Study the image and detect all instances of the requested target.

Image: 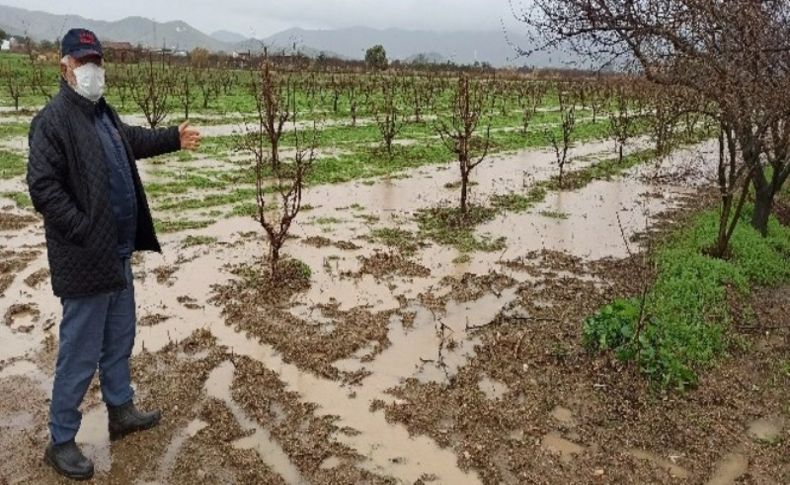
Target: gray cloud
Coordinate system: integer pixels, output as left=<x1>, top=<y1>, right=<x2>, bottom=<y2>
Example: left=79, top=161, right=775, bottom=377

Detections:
left=2, top=0, right=524, bottom=36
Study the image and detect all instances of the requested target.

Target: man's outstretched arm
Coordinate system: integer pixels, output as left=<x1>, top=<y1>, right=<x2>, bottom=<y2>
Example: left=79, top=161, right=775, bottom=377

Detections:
left=120, top=121, right=201, bottom=160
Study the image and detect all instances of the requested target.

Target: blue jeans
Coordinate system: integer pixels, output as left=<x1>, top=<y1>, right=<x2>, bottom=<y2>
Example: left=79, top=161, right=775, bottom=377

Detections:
left=49, top=258, right=136, bottom=445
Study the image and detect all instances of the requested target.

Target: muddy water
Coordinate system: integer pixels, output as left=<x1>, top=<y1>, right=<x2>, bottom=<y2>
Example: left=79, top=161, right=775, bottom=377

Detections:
left=206, top=361, right=308, bottom=485
left=0, top=135, right=718, bottom=483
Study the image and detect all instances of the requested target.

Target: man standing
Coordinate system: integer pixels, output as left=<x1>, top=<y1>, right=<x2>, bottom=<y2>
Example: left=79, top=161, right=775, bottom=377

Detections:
left=27, top=28, right=201, bottom=480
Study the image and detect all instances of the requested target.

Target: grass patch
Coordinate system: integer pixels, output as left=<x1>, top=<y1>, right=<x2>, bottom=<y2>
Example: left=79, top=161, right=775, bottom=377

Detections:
left=539, top=210, right=569, bottom=220
left=415, top=205, right=506, bottom=253
left=0, top=149, right=26, bottom=179
left=369, top=227, right=421, bottom=255
left=181, top=235, right=218, bottom=248
left=156, top=188, right=257, bottom=211
left=548, top=148, right=656, bottom=191
left=1, top=191, right=32, bottom=209
left=155, top=218, right=214, bottom=234
left=232, top=202, right=258, bottom=218
left=0, top=122, right=30, bottom=140
left=583, top=206, right=790, bottom=390
left=313, top=216, right=343, bottom=225
left=490, top=187, right=548, bottom=213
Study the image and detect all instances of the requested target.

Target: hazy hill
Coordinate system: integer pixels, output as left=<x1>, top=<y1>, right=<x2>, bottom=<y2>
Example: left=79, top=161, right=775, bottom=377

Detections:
left=210, top=30, right=247, bottom=44
left=0, top=4, right=572, bottom=67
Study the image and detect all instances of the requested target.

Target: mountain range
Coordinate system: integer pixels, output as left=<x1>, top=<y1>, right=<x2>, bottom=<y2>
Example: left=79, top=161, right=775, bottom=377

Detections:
left=0, top=3, right=568, bottom=67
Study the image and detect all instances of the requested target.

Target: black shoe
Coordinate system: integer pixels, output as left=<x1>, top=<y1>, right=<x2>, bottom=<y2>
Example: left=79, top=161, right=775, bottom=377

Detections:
left=107, top=400, right=162, bottom=441
left=44, top=440, right=94, bottom=481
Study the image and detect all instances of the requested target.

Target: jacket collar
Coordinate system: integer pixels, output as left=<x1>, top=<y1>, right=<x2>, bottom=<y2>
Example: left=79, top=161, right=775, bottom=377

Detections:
left=59, top=78, right=108, bottom=116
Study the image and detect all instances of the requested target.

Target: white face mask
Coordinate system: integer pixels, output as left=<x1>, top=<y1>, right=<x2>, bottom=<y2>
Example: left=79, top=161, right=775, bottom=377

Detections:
left=72, top=63, right=106, bottom=102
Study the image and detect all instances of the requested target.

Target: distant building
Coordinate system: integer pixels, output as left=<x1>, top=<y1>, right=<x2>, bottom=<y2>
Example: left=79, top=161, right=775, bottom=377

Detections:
left=104, top=41, right=134, bottom=62
left=0, top=40, right=10, bottom=51
left=8, top=36, right=25, bottom=52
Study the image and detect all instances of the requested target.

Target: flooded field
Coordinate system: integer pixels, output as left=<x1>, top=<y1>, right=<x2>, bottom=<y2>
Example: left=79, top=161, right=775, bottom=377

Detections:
left=0, top=104, right=787, bottom=485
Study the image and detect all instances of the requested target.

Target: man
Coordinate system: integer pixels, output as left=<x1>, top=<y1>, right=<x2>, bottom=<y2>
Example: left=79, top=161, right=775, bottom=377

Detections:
left=27, top=28, right=201, bottom=480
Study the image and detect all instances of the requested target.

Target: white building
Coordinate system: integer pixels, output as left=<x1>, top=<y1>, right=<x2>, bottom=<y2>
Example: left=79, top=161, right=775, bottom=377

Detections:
left=0, top=40, right=10, bottom=52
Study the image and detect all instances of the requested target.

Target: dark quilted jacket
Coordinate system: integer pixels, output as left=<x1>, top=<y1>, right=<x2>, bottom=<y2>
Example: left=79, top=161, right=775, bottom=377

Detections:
left=27, top=80, right=180, bottom=298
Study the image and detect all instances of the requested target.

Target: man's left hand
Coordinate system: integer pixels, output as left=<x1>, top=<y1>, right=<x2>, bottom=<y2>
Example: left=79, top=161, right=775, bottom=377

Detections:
left=179, top=121, right=201, bottom=151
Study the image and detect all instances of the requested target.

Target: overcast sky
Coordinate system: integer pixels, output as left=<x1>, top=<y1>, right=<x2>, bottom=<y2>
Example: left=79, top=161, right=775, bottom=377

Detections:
left=2, top=0, right=527, bottom=37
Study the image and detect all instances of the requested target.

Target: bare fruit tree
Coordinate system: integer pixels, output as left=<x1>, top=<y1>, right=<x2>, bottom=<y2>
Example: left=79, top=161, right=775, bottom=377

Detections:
left=256, top=128, right=316, bottom=279
left=710, top=122, right=753, bottom=258
left=195, top=68, right=216, bottom=109
left=243, top=64, right=318, bottom=280
left=608, top=82, right=636, bottom=164
left=346, top=78, right=360, bottom=127
left=0, top=63, right=25, bottom=112
left=130, top=55, right=172, bottom=129
left=372, top=76, right=403, bottom=159
left=109, top=65, right=131, bottom=110
left=176, top=67, right=198, bottom=120
left=249, top=61, right=294, bottom=171
left=544, top=87, right=576, bottom=188
left=30, top=60, right=55, bottom=102
left=516, top=80, right=543, bottom=136
left=435, top=74, right=494, bottom=215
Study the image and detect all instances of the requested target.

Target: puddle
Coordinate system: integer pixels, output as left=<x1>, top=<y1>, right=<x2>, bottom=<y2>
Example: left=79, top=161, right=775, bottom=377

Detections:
left=205, top=361, right=308, bottom=485
left=541, top=432, right=584, bottom=462
left=550, top=406, right=577, bottom=428
left=628, top=449, right=689, bottom=479
left=159, top=418, right=209, bottom=481
left=706, top=452, right=748, bottom=485
left=477, top=375, right=509, bottom=400
left=0, top=411, right=34, bottom=431
left=318, top=456, right=343, bottom=470
left=0, top=360, right=52, bottom=393
left=335, top=288, right=518, bottom=390
left=205, top=316, right=483, bottom=484
left=746, top=418, right=782, bottom=443
left=75, top=405, right=111, bottom=474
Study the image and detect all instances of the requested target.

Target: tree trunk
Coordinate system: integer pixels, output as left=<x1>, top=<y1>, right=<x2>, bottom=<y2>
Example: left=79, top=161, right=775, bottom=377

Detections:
left=751, top=188, right=774, bottom=236
left=558, top=163, right=564, bottom=189
left=712, top=199, right=733, bottom=258
left=460, top=169, right=469, bottom=214
left=271, top=138, right=280, bottom=171
left=270, top=245, right=280, bottom=279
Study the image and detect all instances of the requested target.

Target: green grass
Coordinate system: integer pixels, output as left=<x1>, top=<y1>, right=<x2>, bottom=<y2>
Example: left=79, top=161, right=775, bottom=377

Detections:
left=156, top=188, right=257, bottom=211
left=0, top=122, right=31, bottom=140
left=369, top=227, right=420, bottom=254
left=490, top=187, right=547, bottom=213
left=145, top=174, right=226, bottom=197
left=0, top=149, right=26, bottom=179
left=181, top=235, right=218, bottom=247
left=546, top=148, right=656, bottom=191
left=583, top=207, right=790, bottom=390
left=1, top=191, right=32, bottom=209
left=415, top=205, right=506, bottom=253
left=154, top=218, right=214, bottom=234
left=539, top=210, right=569, bottom=219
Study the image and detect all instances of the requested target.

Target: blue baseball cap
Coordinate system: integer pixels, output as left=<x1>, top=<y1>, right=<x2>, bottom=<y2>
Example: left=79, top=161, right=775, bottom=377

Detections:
left=61, top=28, right=103, bottom=60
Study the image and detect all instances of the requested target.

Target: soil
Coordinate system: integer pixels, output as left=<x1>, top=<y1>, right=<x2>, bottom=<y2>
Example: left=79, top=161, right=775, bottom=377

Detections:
left=0, top=248, right=40, bottom=296
left=0, top=212, right=38, bottom=231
